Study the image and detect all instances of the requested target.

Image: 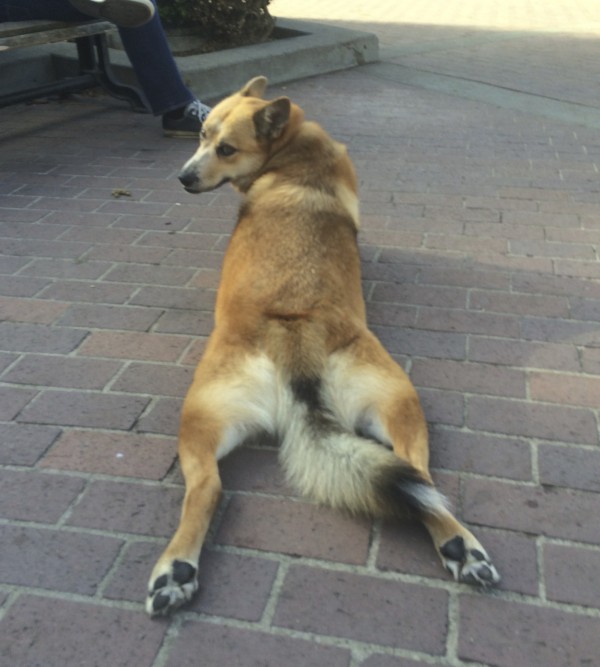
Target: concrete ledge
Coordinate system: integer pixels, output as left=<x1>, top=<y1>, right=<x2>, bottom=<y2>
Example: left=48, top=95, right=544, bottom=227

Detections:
left=1, top=18, right=378, bottom=105
left=174, top=19, right=379, bottom=100
left=102, top=18, right=379, bottom=101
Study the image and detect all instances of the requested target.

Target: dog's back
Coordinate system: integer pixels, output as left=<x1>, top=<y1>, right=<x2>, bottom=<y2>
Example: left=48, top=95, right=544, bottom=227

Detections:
left=215, top=117, right=364, bottom=379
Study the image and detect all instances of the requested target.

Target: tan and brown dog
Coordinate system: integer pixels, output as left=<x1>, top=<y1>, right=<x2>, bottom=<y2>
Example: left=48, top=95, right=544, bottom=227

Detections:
left=146, top=77, right=500, bottom=616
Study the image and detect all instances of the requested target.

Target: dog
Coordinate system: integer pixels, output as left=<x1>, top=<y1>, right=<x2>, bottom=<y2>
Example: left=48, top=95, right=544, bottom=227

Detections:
left=146, top=76, right=500, bottom=616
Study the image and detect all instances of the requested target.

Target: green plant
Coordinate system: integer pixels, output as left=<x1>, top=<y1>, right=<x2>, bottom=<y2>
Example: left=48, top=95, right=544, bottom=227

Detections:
left=157, top=0, right=274, bottom=48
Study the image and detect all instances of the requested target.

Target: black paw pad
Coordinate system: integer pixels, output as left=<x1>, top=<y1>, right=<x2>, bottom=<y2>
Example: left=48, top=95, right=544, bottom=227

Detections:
left=172, top=560, right=197, bottom=585
left=440, top=535, right=466, bottom=562
left=151, top=574, right=169, bottom=594
left=475, top=563, right=495, bottom=582
left=470, top=548, right=487, bottom=562
left=152, top=592, right=171, bottom=614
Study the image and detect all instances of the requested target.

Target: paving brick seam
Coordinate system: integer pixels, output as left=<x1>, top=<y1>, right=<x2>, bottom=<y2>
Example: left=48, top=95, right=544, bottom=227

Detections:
left=444, top=593, right=461, bottom=666
left=44, top=388, right=553, bottom=429
left=0, top=423, right=176, bottom=444
left=530, top=441, right=541, bottom=485
left=0, top=517, right=168, bottom=544
left=365, top=519, right=383, bottom=570
left=540, top=535, right=600, bottom=553
left=37, top=315, right=598, bottom=340
left=0, top=465, right=184, bottom=489
left=535, top=538, right=548, bottom=603
left=4, top=569, right=599, bottom=632
left=253, top=559, right=290, bottom=628
left=1, top=453, right=598, bottom=490
left=94, top=539, right=138, bottom=600
left=4, top=582, right=593, bottom=667
left=0, top=508, right=528, bottom=580
left=149, top=612, right=447, bottom=667
left=209, top=541, right=395, bottom=593
left=154, top=610, right=458, bottom=667
left=0, top=591, right=436, bottom=667
left=0, top=586, right=145, bottom=614
left=432, top=424, right=600, bottom=450
left=175, top=542, right=600, bottom=618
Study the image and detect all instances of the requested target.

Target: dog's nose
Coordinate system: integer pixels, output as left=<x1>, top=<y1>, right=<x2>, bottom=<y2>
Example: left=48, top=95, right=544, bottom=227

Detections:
left=178, top=168, right=199, bottom=190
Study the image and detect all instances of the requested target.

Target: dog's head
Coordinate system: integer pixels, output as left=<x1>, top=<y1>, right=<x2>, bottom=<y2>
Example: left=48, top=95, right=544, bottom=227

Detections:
left=178, top=76, right=296, bottom=194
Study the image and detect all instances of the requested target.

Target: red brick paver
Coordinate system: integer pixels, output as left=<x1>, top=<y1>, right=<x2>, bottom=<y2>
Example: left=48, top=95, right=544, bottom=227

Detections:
left=1, top=1, right=600, bottom=665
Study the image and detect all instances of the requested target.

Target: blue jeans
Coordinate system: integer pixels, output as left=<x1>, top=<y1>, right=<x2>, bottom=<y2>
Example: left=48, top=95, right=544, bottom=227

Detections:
left=0, top=0, right=194, bottom=115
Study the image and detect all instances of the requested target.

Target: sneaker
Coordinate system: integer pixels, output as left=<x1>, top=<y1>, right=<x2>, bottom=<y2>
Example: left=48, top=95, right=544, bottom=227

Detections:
left=68, top=0, right=155, bottom=28
left=162, top=100, right=212, bottom=139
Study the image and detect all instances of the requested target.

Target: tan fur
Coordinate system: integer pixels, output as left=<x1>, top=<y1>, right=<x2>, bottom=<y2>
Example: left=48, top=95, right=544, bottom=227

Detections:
left=146, top=77, right=499, bottom=616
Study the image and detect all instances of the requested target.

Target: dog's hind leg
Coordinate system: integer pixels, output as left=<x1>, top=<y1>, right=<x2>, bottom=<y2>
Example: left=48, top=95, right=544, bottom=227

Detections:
left=376, top=384, right=499, bottom=585
left=325, top=335, right=500, bottom=587
left=146, top=351, right=278, bottom=616
left=146, top=396, right=223, bottom=617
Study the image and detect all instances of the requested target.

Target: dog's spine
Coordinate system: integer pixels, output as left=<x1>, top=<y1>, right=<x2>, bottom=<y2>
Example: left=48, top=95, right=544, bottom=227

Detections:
left=279, top=376, right=448, bottom=518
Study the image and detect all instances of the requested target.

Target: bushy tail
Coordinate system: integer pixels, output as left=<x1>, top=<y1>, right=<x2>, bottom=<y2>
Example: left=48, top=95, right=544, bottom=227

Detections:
left=279, top=377, right=448, bottom=518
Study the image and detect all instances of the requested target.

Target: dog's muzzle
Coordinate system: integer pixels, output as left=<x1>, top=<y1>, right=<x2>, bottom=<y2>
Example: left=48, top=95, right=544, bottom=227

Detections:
left=178, top=168, right=201, bottom=193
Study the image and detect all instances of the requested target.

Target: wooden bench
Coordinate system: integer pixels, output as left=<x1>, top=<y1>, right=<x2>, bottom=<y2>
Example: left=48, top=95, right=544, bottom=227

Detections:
left=0, top=20, right=147, bottom=111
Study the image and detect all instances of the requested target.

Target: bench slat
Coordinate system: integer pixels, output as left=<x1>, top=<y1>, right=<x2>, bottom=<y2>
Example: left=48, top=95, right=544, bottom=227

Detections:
left=0, top=20, right=113, bottom=51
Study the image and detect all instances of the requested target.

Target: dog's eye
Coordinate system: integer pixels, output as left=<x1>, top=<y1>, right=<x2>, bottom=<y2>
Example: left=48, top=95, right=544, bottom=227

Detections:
left=216, top=143, right=237, bottom=158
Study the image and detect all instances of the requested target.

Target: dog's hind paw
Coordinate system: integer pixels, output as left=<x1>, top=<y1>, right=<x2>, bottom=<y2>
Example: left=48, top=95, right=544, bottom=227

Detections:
left=146, top=560, right=198, bottom=617
left=440, top=535, right=500, bottom=587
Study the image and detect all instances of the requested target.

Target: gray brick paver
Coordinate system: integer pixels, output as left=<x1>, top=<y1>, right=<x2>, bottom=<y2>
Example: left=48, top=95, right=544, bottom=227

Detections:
left=0, top=595, right=168, bottom=667
left=66, top=480, right=182, bottom=536
left=0, top=423, right=61, bottom=466
left=0, top=469, right=85, bottom=524
left=17, top=389, right=149, bottom=430
left=166, top=621, right=352, bottom=667
left=1, top=1, right=600, bottom=664
left=3, top=354, right=122, bottom=390
left=543, top=542, right=600, bottom=608
left=0, top=524, right=123, bottom=594
left=215, top=495, right=372, bottom=564
left=39, top=429, right=176, bottom=479
left=459, top=595, right=600, bottom=667
left=463, top=477, right=600, bottom=544
left=538, top=444, right=600, bottom=493
left=273, top=566, right=449, bottom=653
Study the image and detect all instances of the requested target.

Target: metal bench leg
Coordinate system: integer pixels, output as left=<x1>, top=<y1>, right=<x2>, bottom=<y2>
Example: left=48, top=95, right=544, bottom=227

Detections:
left=76, top=34, right=149, bottom=113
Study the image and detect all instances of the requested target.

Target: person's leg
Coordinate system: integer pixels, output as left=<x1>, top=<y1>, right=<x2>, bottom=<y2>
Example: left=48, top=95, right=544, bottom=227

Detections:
left=68, top=0, right=154, bottom=29
left=115, top=0, right=194, bottom=115
left=117, top=0, right=211, bottom=135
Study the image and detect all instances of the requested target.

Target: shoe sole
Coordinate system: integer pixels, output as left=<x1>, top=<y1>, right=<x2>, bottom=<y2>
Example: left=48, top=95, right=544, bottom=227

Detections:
left=163, top=129, right=201, bottom=139
left=69, top=0, right=155, bottom=28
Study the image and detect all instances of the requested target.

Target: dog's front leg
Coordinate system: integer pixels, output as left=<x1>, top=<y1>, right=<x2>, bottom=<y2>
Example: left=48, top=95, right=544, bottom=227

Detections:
left=146, top=398, right=223, bottom=617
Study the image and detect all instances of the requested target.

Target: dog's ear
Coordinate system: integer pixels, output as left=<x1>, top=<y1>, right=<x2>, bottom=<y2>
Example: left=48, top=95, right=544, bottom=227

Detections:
left=254, top=98, right=291, bottom=140
left=240, top=76, right=268, bottom=99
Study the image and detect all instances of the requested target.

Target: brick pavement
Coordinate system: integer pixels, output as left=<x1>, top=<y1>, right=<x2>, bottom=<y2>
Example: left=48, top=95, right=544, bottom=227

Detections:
left=1, top=1, right=600, bottom=665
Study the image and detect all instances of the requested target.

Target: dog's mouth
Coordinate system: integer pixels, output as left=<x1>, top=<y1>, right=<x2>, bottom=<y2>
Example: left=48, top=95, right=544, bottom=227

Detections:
left=213, top=177, right=232, bottom=190
left=181, top=177, right=231, bottom=194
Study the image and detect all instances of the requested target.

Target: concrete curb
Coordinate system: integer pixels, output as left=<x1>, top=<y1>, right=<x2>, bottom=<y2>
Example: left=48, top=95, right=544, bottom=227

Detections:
left=171, top=19, right=379, bottom=101
left=1, top=19, right=379, bottom=105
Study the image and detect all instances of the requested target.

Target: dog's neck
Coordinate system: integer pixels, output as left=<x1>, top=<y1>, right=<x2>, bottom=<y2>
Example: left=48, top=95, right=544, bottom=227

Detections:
left=233, top=104, right=307, bottom=194
left=234, top=120, right=360, bottom=231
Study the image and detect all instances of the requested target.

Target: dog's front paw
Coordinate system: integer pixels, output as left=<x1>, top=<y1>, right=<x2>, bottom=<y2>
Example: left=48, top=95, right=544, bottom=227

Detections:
left=440, top=535, right=500, bottom=587
left=146, top=560, right=198, bottom=617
